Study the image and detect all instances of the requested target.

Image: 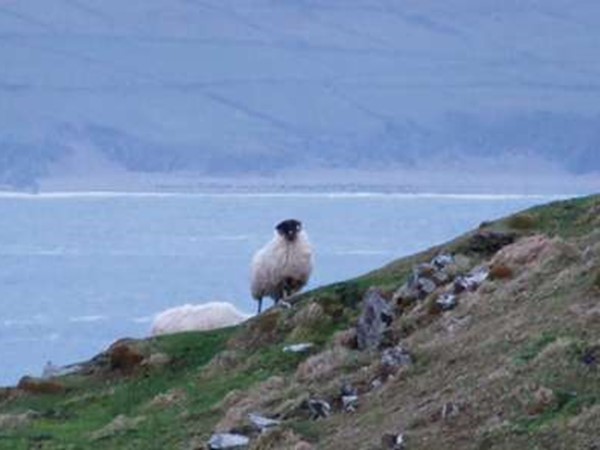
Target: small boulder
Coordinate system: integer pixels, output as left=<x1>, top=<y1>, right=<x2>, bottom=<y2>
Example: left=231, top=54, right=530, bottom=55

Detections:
left=0, top=411, right=39, bottom=430
left=381, top=432, right=405, bottom=449
left=208, top=433, right=250, bottom=449
left=435, top=293, right=458, bottom=312
left=247, top=413, right=281, bottom=432
left=381, top=346, right=413, bottom=371
left=307, top=399, right=331, bottom=420
left=283, top=343, right=314, bottom=354
left=357, top=288, right=394, bottom=350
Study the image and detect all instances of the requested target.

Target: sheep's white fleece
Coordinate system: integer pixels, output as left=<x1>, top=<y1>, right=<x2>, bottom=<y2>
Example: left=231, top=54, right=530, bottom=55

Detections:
left=251, top=230, right=313, bottom=302
left=151, top=302, right=250, bottom=336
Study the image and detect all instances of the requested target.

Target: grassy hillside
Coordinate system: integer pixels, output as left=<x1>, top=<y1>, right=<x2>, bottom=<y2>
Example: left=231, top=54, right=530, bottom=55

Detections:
left=0, top=194, right=599, bottom=449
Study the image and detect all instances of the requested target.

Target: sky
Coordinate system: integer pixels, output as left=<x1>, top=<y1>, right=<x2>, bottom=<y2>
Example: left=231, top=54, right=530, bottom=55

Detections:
left=0, top=0, right=599, bottom=191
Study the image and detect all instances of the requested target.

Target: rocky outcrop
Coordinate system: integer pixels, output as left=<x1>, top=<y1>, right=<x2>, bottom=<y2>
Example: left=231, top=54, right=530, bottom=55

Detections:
left=356, top=288, right=394, bottom=350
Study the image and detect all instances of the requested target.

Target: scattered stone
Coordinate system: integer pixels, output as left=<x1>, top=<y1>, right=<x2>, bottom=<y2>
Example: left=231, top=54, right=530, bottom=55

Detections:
left=90, top=415, right=145, bottom=441
left=341, top=395, right=359, bottom=412
left=283, top=343, right=314, bottom=353
left=436, top=293, right=458, bottom=311
left=370, top=378, right=383, bottom=390
left=17, top=376, right=66, bottom=395
left=0, top=411, right=39, bottom=430
left=247, top=413, right=281, bottom=432
left=453, top=268, right=488, bottom=294
left=356, top=288, right=394, bottom=350
left=432, top=254, right=454, bottom=270
left=340, top=383, right=359, bottom=411
left=381, top=432, right=405, bottom=449
left=381, top=346, right=413, bottom=370
left=208, top=432, right=250, bottom=449
left=307, top=399, right=331, bottom=420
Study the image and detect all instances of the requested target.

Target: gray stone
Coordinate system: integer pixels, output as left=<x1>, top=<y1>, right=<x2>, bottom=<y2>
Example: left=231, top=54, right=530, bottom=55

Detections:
left=356, top=288, right=394, bottom=350
left=417, top=277, right=437, bottom=295
left=432, top=254, right=454, bottom=270
left=283, top=343, right=314, bottom=353
left=208, top=433, right=250, bottom=449
left=307, top=399, right=331, bottom=420
left=454, top=268, right=488, bottom=293
left=340, top=383, right=357, bottom=397
left=381, top=346, right=413, bottom=369
left=341, top=395, right=359, bottom=412
left=247, top=413, right=281, bottom=432
left=381, top=432, right=405, bottom=449
left=436, top=293, right=458, bottom=311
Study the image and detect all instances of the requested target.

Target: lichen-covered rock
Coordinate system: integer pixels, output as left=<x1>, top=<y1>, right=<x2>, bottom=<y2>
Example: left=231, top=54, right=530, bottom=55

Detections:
left=380, top=346, right=413, bottom=370
left=357, top=288, right=394, bottom=350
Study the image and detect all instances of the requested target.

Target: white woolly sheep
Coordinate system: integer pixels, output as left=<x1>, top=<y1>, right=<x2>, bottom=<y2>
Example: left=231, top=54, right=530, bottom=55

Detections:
left=250, top=219, right=313, bottom=314
left=151, top=302, right=250, bottom=336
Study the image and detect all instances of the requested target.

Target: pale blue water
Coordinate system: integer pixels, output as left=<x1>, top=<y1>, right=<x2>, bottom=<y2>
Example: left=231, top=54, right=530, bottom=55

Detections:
left=0, top=192, right=561, bottom=385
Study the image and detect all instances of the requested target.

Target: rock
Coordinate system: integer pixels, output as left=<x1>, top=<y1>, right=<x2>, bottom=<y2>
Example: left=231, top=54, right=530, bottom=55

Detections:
left=370, top=378, right=383, bottom=390
left=17, top=376, right=66, bottom=395
left=307, top=399, right=331, bottom=420
left=283, top=343, right=314, bottom=353
left=90, top=415, right=146, bottom=441
left=381, top=432, right=405, bottom=449
left=381, top=346, right=413, bottom=370
left=341, top=395, right=359, bottom=413
left=356, top=288, right=394, bottom=350
left=247, top=413, right=281, bottom=432
left=208, top=433, right=250, bottom=449
left=436, top=293, right=458, bottom=311
left=432, top=254, right=454, bottom=270
left=453, top=268, right=488, bottom=294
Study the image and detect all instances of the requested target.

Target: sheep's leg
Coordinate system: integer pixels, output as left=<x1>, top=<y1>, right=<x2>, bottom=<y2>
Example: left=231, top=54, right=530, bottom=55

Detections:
left=257, top=298, right=263, bottom=314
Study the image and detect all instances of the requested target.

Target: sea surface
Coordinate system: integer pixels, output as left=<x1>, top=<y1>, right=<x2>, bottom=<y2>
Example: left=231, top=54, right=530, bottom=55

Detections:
left=0, top=192, right=563, bottom=385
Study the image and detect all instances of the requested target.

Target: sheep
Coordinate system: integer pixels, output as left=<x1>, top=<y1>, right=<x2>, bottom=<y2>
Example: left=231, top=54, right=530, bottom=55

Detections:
left=151, top=302, right=250, bottom=336
left=250, top=219, right=313, bottom=314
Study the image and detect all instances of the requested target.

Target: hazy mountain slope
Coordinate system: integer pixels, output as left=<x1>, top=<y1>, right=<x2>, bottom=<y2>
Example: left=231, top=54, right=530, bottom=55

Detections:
left=1, top=1, right=599, bottom=187
left=0, top=194, right=598, bottom=449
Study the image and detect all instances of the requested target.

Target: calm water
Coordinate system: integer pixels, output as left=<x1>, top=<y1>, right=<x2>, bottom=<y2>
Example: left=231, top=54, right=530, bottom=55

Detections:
left=0, top=192, right=560, bottom=385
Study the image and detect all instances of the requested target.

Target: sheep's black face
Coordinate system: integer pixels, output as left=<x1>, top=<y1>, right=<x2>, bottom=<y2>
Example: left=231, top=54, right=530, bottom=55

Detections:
left=276, top=219, right=302, bottom=242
